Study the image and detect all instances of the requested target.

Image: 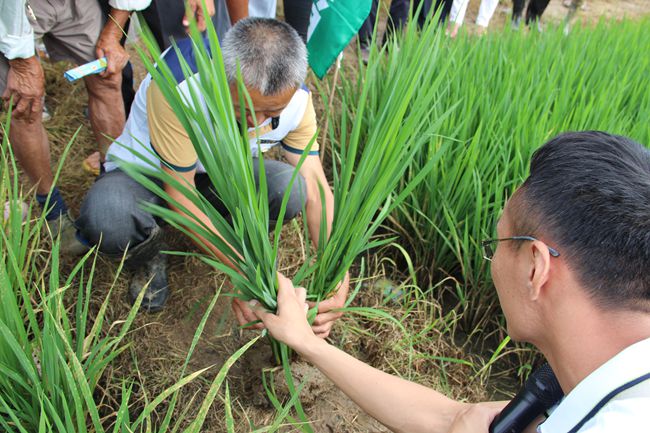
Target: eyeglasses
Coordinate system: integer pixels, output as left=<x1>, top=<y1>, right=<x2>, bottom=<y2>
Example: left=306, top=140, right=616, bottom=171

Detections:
left=481, top=236, right=560, bottom=261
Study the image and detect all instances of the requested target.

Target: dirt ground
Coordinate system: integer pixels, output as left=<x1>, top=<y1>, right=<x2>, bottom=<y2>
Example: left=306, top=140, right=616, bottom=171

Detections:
left=4, top=0, right=649, bottom=431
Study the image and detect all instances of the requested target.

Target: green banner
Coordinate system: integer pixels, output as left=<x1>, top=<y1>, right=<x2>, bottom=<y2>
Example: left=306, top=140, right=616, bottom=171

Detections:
left=306, top=0, right=372, bottom=79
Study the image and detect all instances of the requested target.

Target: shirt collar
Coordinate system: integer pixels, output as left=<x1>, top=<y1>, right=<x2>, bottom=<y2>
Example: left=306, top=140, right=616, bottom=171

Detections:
left=539, top=337, right=650, bottom=433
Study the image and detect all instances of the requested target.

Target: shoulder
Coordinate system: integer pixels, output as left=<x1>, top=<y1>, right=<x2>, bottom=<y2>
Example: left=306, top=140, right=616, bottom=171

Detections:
left=577, top=398, right=650, bottom=433
left=281, top=86, right=319, bottom=155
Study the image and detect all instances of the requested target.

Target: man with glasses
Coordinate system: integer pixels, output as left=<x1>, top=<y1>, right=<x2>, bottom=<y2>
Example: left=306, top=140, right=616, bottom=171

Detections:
left=251, top=131, right=650, bottom=432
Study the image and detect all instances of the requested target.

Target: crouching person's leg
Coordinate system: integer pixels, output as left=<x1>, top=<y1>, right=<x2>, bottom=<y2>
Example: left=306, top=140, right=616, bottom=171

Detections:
left=257, top=158, right=306, bottom=228
left=76, top=169, right=170, bottom=312
left=195, top=159, right=306, bottom=229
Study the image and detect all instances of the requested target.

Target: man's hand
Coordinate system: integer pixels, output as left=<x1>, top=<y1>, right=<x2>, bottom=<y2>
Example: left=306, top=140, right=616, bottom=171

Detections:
left=447, top=402, right=505, bottom=433
left=251, top=273, right=316, bottom=352
left=183, top=0, right=216, bottom=32
left=308, top=272, right=350, bottom=339
left=232, top=297, right=265, bottom=330
left=2, top=56, right=44, bottom=123
left=96, top=14, right=130, bottom=77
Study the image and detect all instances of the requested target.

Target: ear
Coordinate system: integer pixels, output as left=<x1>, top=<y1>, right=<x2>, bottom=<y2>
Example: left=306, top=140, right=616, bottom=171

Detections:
left=527, top=240, right=552, bottom=301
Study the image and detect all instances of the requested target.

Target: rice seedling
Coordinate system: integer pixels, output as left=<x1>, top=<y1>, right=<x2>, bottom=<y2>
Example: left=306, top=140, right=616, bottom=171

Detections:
left=0, top=114, right=268, bottom=432
left=290, top=11, right=454, bottom=304
left=112, top=11, right=320, bottom=428
left=0, top=114, right=137, bottom=431
left=117, top=19, right=298, bottom=321
left=325, top=17, right=650, bottom=329
left=113, top=7, right=458, bottom=429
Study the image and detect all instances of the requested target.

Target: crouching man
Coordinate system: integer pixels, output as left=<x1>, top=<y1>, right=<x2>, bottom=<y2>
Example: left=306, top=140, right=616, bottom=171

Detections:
left=73, top=18, right=349, bottom=337
left=253, top=131, right=650, bottom=432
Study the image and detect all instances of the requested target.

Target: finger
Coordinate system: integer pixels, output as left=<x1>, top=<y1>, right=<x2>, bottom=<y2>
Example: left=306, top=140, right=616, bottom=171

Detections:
left=233, top=301, right=265, bottom=329
left=243, top=308, right=259, bottom=323
left=310, top=296, right=342, bottom=313
left=106, top=56, right=117, bottom=76
left=196, top=10, right=206, bottom=31
left=30, top=96, right=43, bottom=121
left=277, top=272, right=292, bottom=287
left=1, top=87, right=10, bottom=102
left=312, top=310, right=343, bottom=326
left=183, top=4, right=199, bottom=28
left=312, top=323, right=333, bottom=338
left=249, top=300, right=270, bottom=320
left=96, top=50, right=108, bottom=77
left=296, top=286, right=307, bottom=305
left=277, top=275, right=296, bottom=303
left=312, top=320, right=334, bottom=333
left=13, top=96, right=31, bottom=119
left=250, top=300, right=278, bottom=328
left=232, top=301, right=248, bottom=326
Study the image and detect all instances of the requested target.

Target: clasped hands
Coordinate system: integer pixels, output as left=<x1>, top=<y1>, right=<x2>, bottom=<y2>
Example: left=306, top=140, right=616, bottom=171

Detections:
left=232, top=271, right=350, bottom=339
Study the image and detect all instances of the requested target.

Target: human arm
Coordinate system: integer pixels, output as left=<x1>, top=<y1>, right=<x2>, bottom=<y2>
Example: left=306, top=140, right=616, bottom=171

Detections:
left=96, top=9, right=130, bottom=77
left=225, top=0, right=248, bottom=24
left=282, top=151, right=348, bottom=337
left=161, top=166, right=239, bottom=266
left=161, top=165, right=270, bottom=328
left=280, top=90, right=349, bottom=336
left=0, top=2, right=42, bottom=121
left=2, top=56, right=44, bottom=122
left=96, top=1, right=150, bottom=76
left=252, top=275, right=499, bottom=433
left=147, top=81, right=265, bottom=326
left=282, top=153, right=334, bottom=255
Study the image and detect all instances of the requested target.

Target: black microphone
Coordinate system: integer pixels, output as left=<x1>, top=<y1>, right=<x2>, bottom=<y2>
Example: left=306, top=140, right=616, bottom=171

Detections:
left=489, top=363, right=564, bottom=433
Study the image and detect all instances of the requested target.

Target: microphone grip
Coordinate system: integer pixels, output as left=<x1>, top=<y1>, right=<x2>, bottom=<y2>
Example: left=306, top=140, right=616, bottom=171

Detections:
left=488, top=391, right=546, bottom=433
left=488, top=363, right=563, bottom=433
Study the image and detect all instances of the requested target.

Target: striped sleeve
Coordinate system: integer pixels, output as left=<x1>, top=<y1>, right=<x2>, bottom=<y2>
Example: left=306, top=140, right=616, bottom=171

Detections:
left=146, top=81, right=198, bottom=172
left=281, top=92, right=320, bottom=156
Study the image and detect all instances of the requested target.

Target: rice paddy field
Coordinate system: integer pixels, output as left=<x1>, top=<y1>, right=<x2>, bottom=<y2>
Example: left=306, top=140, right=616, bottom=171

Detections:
left=1, top=1, right=650, bottom=431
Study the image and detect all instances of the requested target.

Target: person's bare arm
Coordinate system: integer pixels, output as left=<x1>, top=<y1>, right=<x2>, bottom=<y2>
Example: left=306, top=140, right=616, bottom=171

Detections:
left=225, top=0, right=248, bottom=24
left=252, top=275, right=502, bottom=433
left=96, top=9, right=131, bottom=77
left=283, top=153, right=333, bottom=248
left=2, top=56, right=44, bottom=122
left=161, top=165, right=240, bottom=266
left=162, top=165, right=268, bottom=328
left=282, top=152, right=349, bottom=337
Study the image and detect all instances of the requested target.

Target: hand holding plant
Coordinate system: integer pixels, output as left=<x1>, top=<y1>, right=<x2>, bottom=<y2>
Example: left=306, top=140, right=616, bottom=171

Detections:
left=252, top=275, right=317, bottom=354
left=309, top=271, right=349, bottom=338
left=231, top=271, right=291, bottom=330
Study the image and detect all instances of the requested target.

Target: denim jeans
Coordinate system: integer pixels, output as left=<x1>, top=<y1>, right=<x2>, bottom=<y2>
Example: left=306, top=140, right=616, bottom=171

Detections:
left=76, top=158, right=307, bottom=259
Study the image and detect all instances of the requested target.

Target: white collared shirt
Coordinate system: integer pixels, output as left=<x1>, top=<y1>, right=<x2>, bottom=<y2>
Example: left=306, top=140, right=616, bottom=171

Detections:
left=108, top=0, right=152, bottom=11
left=538, top=337, right=650, bottom=433
left=0, top=1, right=34, bottom=59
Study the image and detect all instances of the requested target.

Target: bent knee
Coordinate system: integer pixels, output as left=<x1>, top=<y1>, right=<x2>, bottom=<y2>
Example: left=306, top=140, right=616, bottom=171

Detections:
left=77, top=177, right=156, bottom=254
left=275, top=173, right=307, bottom=222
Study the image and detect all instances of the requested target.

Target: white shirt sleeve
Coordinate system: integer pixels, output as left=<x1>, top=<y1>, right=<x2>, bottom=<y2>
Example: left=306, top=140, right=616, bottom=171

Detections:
left=0, top=1, right=35, bottom=59
left=108, top=0, right=152, bottom=11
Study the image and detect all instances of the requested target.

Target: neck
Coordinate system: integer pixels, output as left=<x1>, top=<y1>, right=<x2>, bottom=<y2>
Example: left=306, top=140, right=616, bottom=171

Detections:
left=537, top=303, right=650, bottom=394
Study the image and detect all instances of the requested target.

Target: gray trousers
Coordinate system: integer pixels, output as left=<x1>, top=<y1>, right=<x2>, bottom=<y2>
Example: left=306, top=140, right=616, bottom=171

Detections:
left=76, top=158, right=306, bottom=262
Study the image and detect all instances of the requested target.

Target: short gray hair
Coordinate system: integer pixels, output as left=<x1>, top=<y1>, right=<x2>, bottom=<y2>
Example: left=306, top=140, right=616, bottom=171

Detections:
left=222, top=17, right=308, bottom=96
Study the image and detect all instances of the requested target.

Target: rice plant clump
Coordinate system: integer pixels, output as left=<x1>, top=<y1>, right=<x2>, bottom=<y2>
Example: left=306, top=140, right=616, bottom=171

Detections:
left=326, top=18, right=650, bottom=327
